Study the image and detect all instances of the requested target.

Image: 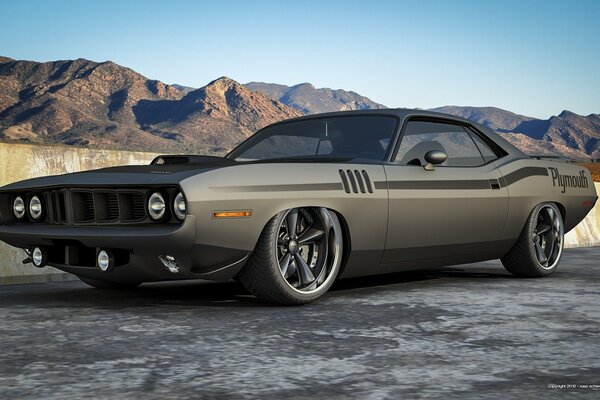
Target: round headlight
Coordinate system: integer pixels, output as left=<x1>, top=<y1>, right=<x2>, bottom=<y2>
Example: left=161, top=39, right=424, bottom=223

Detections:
left=13, top=196, right=26, bottom=219
left=29, top=196, right=43, bottom=220
left=148, top=192, right=166, bottom=221
left=173, top=192, right=186, bottom=221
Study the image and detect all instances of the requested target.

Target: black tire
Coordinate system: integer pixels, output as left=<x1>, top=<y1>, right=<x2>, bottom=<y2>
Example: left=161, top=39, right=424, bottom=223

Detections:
left=78, top=276, right=141, bottom=290
left=501, top=203, right=564, bottom=277
left=238, top=207, right=343, bottom=305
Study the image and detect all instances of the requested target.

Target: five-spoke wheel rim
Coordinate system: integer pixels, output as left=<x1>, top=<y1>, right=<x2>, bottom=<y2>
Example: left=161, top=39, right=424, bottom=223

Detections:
left=276, top=207, right=342, bottom=294
left=532, top=205, right=564, bottom=270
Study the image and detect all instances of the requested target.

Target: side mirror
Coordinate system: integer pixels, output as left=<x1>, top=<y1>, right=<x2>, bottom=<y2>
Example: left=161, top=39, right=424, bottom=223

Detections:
left=423, top=150, right=447, bottom=171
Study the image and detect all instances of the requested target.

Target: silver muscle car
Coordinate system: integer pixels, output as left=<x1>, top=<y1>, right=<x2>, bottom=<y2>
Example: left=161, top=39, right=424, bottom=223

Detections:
left=0, top=109, right=597, bottom=304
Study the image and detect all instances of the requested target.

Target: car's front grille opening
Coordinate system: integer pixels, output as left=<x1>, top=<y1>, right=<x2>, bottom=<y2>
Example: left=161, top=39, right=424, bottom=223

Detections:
left=119, top=192, right=146, bottom=222
left=72, top=191, right=95, bottom=223
left=94, top=192, right=120, bottom=222
left=44, top=190, right=68, bottom=224
left=67, top=190, right=148, bottom=225
left=56, top=191, right=67, bottom=223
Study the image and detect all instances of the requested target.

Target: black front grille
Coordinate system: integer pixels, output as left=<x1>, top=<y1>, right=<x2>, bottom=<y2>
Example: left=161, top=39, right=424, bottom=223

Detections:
left=42, top=188, right=150, bottom=225
left=6, top=187, right=182, bottom=226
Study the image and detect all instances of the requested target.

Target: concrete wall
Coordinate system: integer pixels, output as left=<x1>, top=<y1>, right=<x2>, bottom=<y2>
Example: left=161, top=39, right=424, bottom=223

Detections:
left=565, top=182, right=600, bottom=248
left=0, top=143, right=158, bottom=284
left=0, top=143, right=598, bottom=284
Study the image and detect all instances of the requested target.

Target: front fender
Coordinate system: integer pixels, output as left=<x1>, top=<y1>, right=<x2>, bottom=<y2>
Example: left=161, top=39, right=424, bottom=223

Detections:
left=179, top=163, right=388, bottom=255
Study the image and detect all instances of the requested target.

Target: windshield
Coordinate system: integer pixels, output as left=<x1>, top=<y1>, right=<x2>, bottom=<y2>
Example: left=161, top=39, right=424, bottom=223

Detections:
left=227, top=115, right=398, bottom=162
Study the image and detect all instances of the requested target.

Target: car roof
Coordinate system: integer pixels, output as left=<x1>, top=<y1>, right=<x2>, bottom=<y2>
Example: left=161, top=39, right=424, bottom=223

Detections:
left=278, top=108, right=473, bottom=124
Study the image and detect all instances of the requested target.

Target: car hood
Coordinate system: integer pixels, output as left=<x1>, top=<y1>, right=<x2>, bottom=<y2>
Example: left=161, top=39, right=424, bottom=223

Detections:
left=0, top=157, right=238, bottom=191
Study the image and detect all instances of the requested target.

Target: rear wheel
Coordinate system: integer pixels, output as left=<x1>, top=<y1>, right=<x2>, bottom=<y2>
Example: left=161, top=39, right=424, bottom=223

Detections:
left=501, top=203, right=564, bottom=277
left=239, top=207, right=343, bottom=305
left=78, top=276, right=141, bottom=290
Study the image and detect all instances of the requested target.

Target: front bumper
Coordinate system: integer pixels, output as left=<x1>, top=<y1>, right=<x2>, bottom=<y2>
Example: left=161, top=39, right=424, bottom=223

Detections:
left=0, top=216, right=197, bottom=254
left=0, top=216, right=249, bottom=282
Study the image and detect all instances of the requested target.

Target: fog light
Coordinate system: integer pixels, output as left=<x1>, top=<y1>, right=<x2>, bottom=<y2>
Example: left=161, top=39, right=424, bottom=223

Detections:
left=97, top=249, right=114, bottom=272
left=29, top=196, right=43, bottom=220
left=159, top=255, right=180, bottom=273
left=13, top=196, right=26, bottom=219
left=32, top=247, right=47, bottom=268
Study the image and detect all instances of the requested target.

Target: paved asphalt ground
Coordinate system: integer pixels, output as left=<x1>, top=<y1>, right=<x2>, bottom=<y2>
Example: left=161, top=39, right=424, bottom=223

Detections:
left=1, top=247, right=599, bottom=400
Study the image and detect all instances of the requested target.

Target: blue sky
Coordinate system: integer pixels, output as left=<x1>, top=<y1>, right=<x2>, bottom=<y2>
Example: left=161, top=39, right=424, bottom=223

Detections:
left=1, top=0, right=599, bottom=118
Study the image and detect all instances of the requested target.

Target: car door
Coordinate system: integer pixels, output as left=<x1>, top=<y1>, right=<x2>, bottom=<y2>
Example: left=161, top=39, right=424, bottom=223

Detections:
left=382, top=119, right=509, bottom=265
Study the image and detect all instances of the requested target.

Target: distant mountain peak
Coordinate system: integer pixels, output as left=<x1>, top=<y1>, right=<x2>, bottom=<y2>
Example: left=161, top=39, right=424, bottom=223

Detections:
left=245, top=81, right=386, bottom=114
left=208, top=76, right=238, bottom=85
left=291, top=82, right=315, bottom=90
left=558, top=110, right=578, bottom=118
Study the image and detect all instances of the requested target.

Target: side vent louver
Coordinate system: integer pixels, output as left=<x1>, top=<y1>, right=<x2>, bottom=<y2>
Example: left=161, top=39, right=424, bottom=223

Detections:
left=339, top=170, right=374, bottom=194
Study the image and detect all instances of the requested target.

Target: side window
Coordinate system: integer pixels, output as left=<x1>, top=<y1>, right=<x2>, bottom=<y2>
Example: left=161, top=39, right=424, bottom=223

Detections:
left=465, top=127, right=498, bottom=163
left=394, top=120, right=485, bottom=167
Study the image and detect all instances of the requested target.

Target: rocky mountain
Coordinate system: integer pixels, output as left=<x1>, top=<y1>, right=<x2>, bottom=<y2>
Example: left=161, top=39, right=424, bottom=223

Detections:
left=1, top=56, right=598, bottom=159
left=430, top=106, right=534, bottom=132
left=245, top=82, right=386, bottom=114
left=0, top=58, right=184, bottom=150
left=0, top=58, right=299, bottom=154
left=431, top=106, right=600, bottom=159
left=132, top=77, right=301, bottom=153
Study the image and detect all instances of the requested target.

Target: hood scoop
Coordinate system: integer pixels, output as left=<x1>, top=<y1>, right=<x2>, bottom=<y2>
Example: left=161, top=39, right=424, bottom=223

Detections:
left=151, top=155, right=236, bottom=166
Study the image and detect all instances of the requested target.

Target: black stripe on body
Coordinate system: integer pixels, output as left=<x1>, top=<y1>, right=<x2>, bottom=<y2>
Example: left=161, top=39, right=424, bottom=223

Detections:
left=211, top=167, right=549, bottom=193
left=376, top=166, right=549, bottom=190
left=211, top=183, right=343, bottom=192
left=502, top=167, right=549, bottom=186
left=387, top=180, right=492, bottom=190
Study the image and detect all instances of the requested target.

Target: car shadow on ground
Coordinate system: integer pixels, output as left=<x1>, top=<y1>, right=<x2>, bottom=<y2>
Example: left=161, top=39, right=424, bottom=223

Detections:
left=330, top=266, right=515, bottom=292
left=0, top=265, right=520, bottom=309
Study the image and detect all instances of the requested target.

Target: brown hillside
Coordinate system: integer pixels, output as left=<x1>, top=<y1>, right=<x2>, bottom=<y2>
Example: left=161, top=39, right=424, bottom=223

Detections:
left=132, top=77, right=302, bottom=154
left=579, top=163, right=600, bottom=182
left=0, top=58, right=300, bottom=154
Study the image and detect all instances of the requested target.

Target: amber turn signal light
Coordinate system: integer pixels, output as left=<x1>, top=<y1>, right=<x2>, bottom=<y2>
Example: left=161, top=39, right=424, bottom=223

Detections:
left=213, top=210, right=252, bottom=218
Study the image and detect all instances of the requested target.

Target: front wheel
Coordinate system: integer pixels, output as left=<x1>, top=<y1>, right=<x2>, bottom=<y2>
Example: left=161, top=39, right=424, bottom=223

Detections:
left=502, top=203, right=564, bottom=277
left=239, top=207, right=344, bottom=305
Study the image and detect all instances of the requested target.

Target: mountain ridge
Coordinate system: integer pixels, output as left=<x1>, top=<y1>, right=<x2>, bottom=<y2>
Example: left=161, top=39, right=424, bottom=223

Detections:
left=245, top=81, right=387, bottom=114
left=430, top=106, right=599, bottom=158
left=0, top=56, right=598, bottom=159
left=0, top=58, right=299, bottom=154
